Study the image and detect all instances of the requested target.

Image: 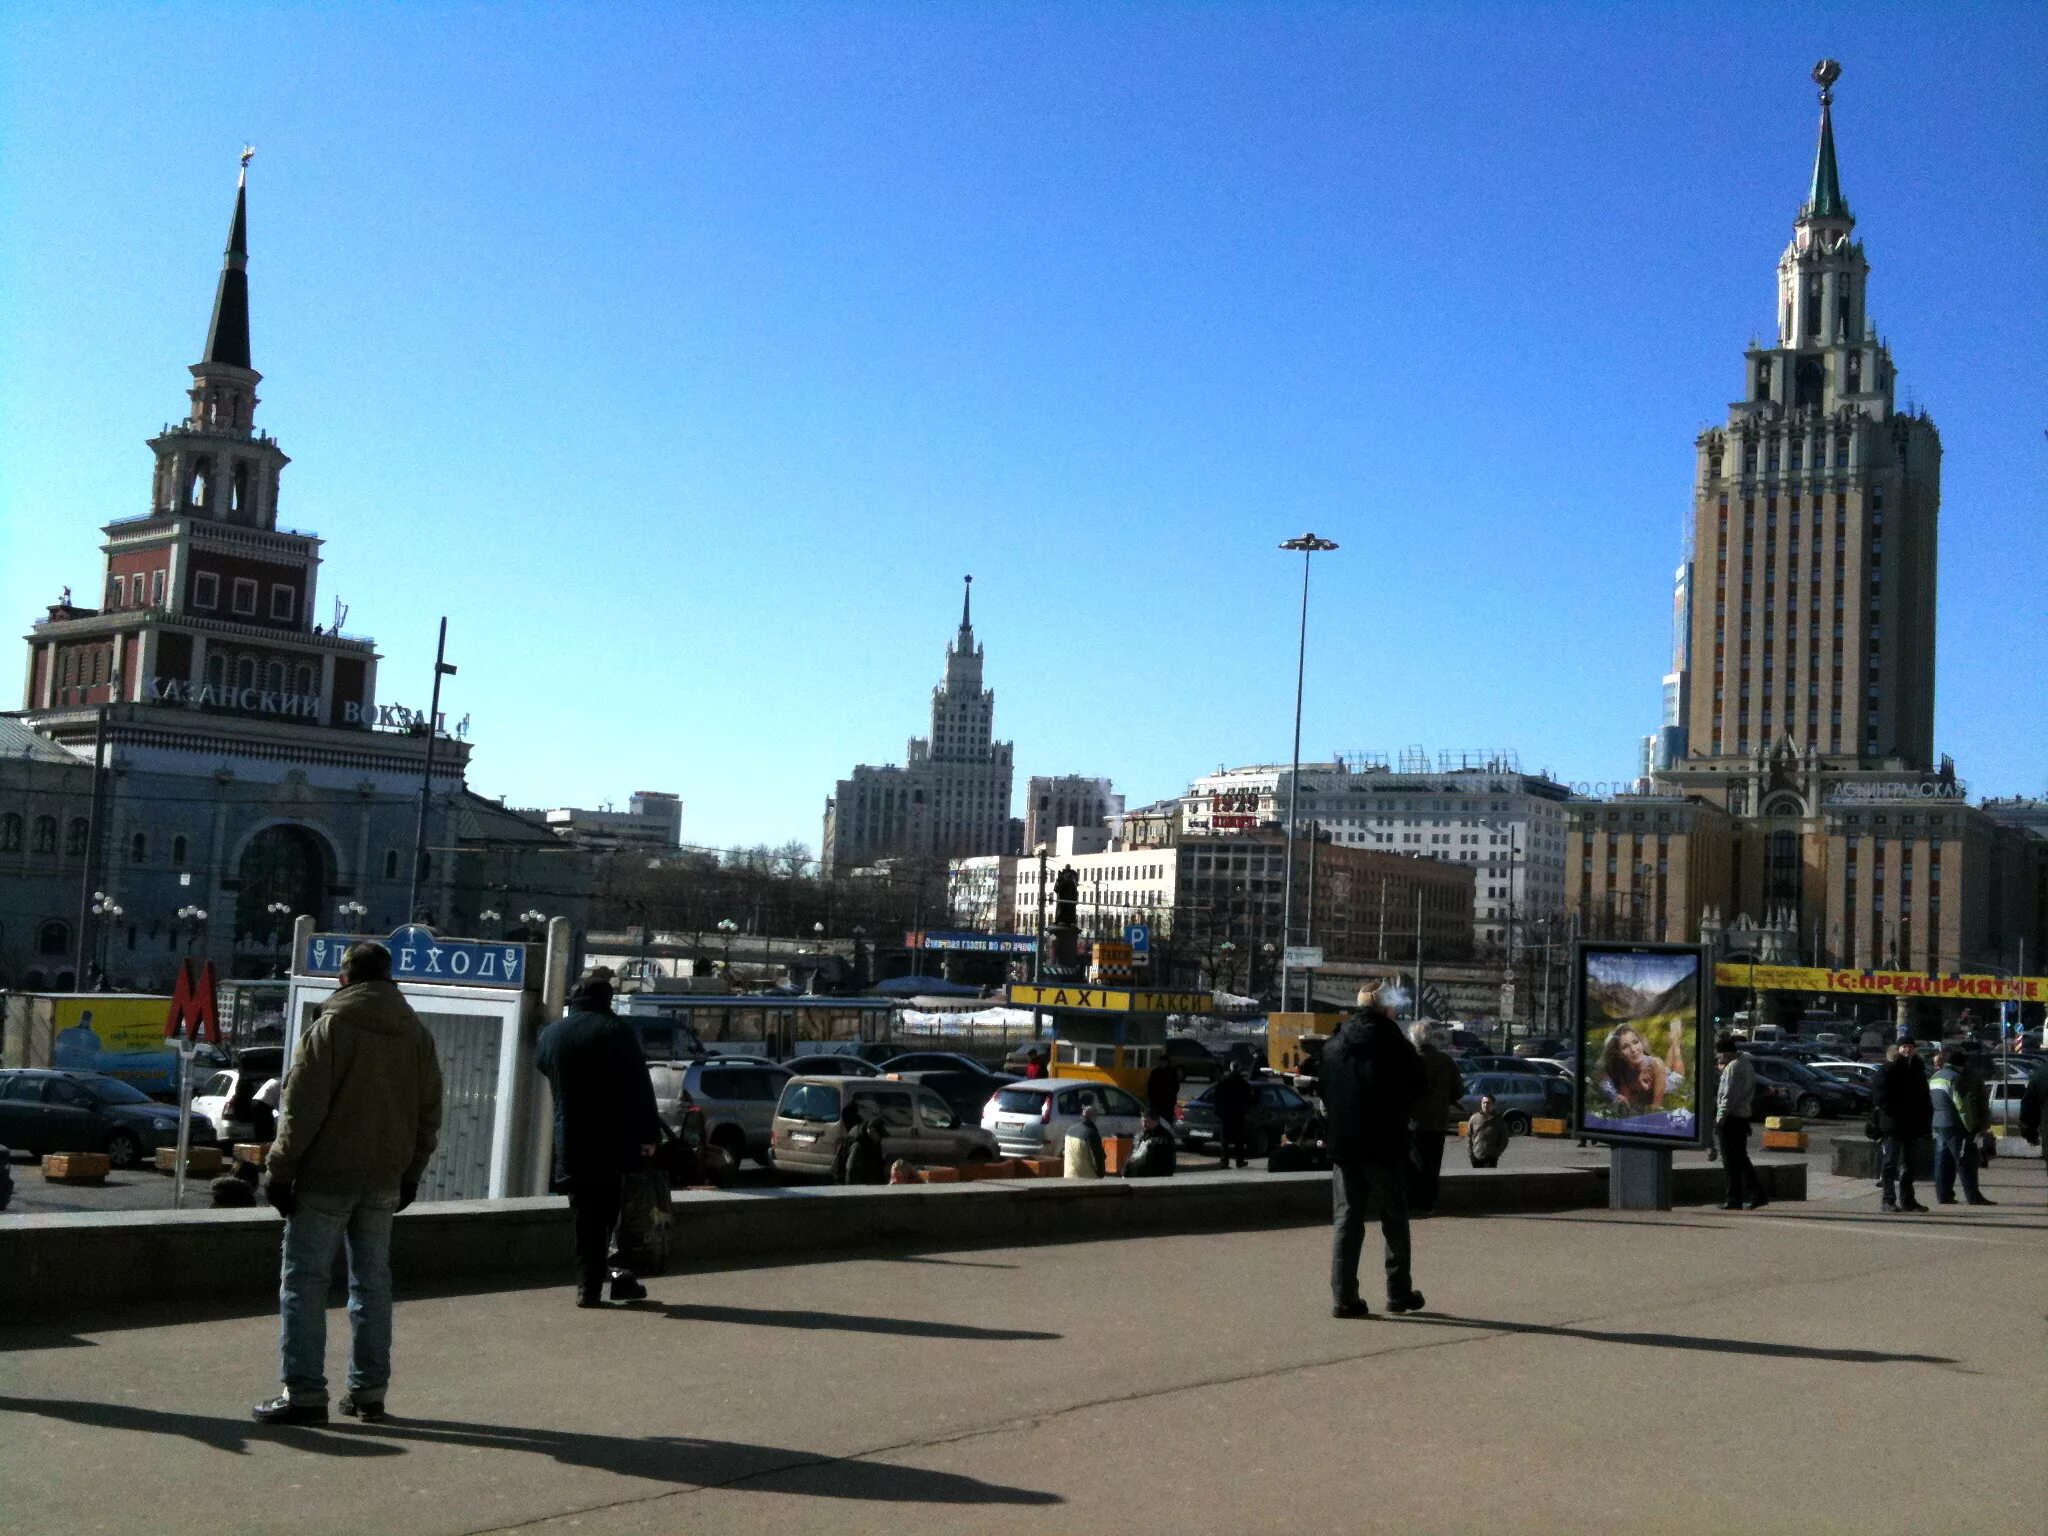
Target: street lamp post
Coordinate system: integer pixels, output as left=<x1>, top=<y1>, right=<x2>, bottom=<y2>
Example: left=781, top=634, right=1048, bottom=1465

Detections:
left=1277, top=532, right=1338, bottom=1013
left=266, top=900, right=293, bottom=977
left=90, top=891, right=123, bottom=986
left=478, top=907, right=502, bottom=935
left=175, top=904, right=207, bottom=956
left=338, top=899, right=369, bottom=934
left=717, top=917, right=738, bottom=979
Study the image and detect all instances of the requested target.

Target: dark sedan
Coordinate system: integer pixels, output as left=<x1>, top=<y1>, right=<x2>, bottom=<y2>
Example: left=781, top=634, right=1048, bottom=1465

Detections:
left=1175, top=1079, right=1315, bottom=1156
left=1461, top=1054, right=1555, bottom=1077
left=1747, top=1054, right=1871, bottom=1119
left=0, top=1069, right=213, bottom=1169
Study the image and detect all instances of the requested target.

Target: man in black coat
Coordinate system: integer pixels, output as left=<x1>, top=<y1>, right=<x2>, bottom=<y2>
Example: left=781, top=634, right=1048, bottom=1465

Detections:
left=535, top=971, right=664, bottom=1306
left=1146, top=1055, right=1183, bottom=1125
left=1211, top=1061, right=1255, bottom=1168
left=1321, top=1001, right=1427, bottom=1318
left=1405, top=1022, right=1466, bottom=1216
left=1874, top=1036, right=1933, bottom=1214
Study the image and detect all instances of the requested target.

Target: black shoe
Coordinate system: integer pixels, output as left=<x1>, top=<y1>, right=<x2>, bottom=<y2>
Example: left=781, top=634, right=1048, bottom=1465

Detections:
left=1387, top=1290, right=1426, bottom=1314
left=1720, top=1201, right=1743, bottom=1210
left=1744, top=1196, right=1768, bottom=1210
left=1901, top=1201, right=1930, bottom=1213
left=252, top=1395, right=328, bottom=1426
left=1236, top=1160, right=1249, bottom=1169
left=576, top=1290, right=607, bottom=1308
left=338, top=1392, right=386, bottom=1423
left=1879, top=1200, right=1899, bottom=1213
left=608, top=1270, right=648, bottom=1302
left=1964, top=1196, right=1997, bottom=1206
left=1934, top=1196, right=1957, bottom=1205
left=1331, top=1300, right=1372, bottom=1319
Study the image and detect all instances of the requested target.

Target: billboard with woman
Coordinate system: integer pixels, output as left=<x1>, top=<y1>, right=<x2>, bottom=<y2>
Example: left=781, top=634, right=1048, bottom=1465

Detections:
left=1573, top=942, right=1710, bottom=1147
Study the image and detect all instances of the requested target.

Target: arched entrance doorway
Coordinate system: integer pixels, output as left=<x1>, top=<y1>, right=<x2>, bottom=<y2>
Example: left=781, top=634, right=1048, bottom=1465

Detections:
left=235, top=824, right=330, bottom=953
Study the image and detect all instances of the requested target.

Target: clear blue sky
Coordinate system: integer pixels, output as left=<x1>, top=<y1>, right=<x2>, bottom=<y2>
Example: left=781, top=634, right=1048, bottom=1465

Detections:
left=4, top=4, right=2043, bottom=853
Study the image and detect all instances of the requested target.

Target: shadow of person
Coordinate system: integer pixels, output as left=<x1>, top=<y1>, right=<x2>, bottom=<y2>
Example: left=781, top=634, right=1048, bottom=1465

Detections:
left=661, top=1303, right=1058, bottom=1342
left=1384, top=1315, right=1963, bottom=1367
left=356, top=1415, right=1062, bottom=1504
left=0, top=1396, right=403, bottom=1457
left=0, top=1397, right=1061, bottom=1505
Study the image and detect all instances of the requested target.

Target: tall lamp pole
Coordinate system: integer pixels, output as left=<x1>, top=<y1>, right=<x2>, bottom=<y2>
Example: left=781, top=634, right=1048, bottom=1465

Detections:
left=1277, top=532, right=1338, bottom=1013
left=407, top=617, right=458, bottom=923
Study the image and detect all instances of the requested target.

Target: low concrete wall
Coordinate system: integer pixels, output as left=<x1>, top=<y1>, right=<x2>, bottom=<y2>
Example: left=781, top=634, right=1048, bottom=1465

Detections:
left=0, top=1158, right=1805, bottom=1320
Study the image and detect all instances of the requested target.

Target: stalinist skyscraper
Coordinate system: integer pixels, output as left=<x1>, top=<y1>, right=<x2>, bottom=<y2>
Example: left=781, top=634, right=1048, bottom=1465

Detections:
left=1667, top=57, right=1942, bottom=801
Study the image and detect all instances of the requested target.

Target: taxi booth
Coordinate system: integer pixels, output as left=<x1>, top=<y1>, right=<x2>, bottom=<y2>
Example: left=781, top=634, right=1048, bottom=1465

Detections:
left=284, top=916, right=569, bottom=1201
left=1006, top=982, right=1214, bottom=1098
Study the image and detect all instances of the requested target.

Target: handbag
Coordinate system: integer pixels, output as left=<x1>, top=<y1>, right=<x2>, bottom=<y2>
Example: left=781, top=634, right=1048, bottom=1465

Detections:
left=612, top=1166, right=674, bottom=1276
left=1862, top=1110, right=1883, bottom=1141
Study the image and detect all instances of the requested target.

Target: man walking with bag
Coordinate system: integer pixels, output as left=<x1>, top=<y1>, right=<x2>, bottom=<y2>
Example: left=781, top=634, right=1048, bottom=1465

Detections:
left=537, top=970, right=664, bottom=1307
left=1875, top=1036, right=1933, bottom=1214
left=255, top=941, right=443, bottom=1425
left=1320, top=993, right=1426, bottom=1319
left=1713, top=1034, right=1766, bottom=1211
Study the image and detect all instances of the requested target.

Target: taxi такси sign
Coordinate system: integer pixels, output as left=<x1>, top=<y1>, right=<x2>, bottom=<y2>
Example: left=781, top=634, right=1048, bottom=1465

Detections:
left=1006, top=984, right=1210, bottom=1014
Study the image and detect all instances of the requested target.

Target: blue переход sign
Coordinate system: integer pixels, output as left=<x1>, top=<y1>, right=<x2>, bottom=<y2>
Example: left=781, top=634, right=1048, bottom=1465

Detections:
left=299, top=925, right=530, bottom=989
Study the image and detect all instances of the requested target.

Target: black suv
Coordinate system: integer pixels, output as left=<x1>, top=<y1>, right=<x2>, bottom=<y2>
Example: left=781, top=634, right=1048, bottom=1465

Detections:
left=1746, top=1055, right=1870, bottom=1120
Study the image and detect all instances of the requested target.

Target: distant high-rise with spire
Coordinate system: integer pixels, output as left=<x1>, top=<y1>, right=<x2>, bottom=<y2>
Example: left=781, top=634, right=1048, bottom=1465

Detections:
left=821, top=577, right=1016, bottom=872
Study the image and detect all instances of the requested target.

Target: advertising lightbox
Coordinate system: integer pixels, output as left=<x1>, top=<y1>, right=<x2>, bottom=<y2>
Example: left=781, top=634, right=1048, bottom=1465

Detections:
left=1572, top=942, right=1711, bottom=1149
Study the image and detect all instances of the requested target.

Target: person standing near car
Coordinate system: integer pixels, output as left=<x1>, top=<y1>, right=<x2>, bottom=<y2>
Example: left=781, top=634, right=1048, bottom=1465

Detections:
left=1874, top=1035, right=1933, bottom=1214
left=1211, top=1060, right=1254, bottom=1168
left=1321, top=997, right=1426, bottom=1319
left=255, top=941, right=443, bottom=1426
left=535, top=970, right=663, bottom=1308
left=1466, top=1095, right=1509, bottom=1169
left=1145, top=1053, right=1182, bottom=1124
left=1406, top=1022, right=1465, bottom=1215
left=1712, top=1035, right=1766, bottom=1211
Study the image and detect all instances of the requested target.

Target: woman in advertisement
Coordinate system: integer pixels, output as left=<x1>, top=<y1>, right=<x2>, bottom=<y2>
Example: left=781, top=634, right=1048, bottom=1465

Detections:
left=1599, top=1020, right=1686, bottom=1111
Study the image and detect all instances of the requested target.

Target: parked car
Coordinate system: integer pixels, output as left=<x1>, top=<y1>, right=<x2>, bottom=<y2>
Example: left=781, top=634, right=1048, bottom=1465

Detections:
left=783, top=1054, right=884, bottom=1078
left=881, top=1050, right=1001, bottom=1078
left=1461, top=1054, right=1553, bottom=1078
left=885, top=1069, right=1014, bottom=1129
left=1514, top=1037, right=1568, bottom=1060
left=0, top=1069, right=214, bottom=1168
left=769, top=1075, right=998, bottom=1177
left=1215, top=1042, right=1266, bottom=1077
left=981, top=1079, right=1146, bottom=1160
left=1175, top=1078, right=1316, bottom=1156
left=1162, top=1036, right=1223, bottom=1083
left=1457, top=1071, right=1573, bottom=1135
left=1812, top=1059, right=1879, bottom=1088
left=1746, top=1054, right=1870, bottom=1120
left=646, top=1059, right=791, bottom=1168
left=1514, top=1058, right=1575, bottom=1082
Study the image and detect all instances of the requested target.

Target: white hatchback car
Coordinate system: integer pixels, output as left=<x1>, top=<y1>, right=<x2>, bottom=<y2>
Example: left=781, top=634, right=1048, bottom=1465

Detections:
left=981, top=1079, right=1147, bottom=1160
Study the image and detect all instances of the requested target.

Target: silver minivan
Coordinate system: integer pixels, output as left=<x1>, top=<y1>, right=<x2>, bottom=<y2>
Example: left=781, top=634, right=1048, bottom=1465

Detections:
left=769, top=1075, right=998, bottom=1177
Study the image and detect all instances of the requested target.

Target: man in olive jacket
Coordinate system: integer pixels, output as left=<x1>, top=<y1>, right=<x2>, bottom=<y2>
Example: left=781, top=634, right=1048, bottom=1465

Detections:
left=1320, top=998, right=1427, bottom=1318
left=535, top=970, right=662, bottom=1307
left=255, top=942, right=442, bottom=1426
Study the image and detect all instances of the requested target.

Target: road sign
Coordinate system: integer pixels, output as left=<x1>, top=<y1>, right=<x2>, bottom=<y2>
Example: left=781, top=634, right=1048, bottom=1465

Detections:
left=300, top=925, right=531, bottom=989
left=1125, top=924, right=1150, bottom=959
left=1283, top=946, right=1324, bottom=969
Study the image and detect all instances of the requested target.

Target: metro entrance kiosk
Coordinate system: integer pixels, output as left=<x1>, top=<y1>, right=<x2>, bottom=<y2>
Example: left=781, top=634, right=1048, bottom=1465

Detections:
left=284, top=916, right=569, bottom=1201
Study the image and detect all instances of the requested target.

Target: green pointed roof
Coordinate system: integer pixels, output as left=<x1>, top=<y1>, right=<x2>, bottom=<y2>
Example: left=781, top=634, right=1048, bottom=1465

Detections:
left=1807, top=98, right=1849, bottom=221
left=202, top=165, right=252, bottom=369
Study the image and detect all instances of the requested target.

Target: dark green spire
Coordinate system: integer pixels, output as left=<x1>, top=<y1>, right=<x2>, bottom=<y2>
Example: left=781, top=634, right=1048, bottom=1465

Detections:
left=202, top=153, right=253, bottom=369
left=1804, top=59, right=1850, bottom=223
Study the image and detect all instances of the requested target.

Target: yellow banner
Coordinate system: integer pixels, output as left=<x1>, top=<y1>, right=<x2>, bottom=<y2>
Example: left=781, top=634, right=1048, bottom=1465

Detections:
left=1007, top=984, right=1211, bottom=1014
left=1714, top=964, right=2046, bottom=1002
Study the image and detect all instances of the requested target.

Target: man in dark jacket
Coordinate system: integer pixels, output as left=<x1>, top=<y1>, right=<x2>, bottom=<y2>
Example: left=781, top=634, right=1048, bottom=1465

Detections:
left=1406, top=1023, right=1465, bottom=1215
left=1874, top=1037, right=1933, bottom=1214
left=1146, top=1054, right=1183, bottom=1124
left=256, top=941, right=443, bottom=1426
left=2021, top=1070, right=2047, bottom=1179
left=1321, top=1001, right=1427, bottom=1318
left=1211, top=1061, right=1254, bottom=1168
left=536, top=971, right=663, bottom=1307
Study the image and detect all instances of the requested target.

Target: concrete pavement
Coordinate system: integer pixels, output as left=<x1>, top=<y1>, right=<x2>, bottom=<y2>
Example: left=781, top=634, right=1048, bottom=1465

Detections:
left=2, top=1154, right=2041, bottom=1536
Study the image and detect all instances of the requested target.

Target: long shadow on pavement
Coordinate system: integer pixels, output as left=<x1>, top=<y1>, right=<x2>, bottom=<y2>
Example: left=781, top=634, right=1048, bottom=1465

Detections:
left=0, top=1397, right=1062, bottom=1505
left=662, top=1302, right=1059, bottom=1341
left=1385, top=1316, right=1961, bottom=1367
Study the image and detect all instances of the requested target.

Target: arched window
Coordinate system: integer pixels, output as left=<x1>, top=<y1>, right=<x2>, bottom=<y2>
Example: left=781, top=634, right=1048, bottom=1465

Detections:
left=65, top=817, right=88, bottom=856
left=190, top=458, right=214, bottom=509
left=172, top=834, right=188, bottom=864
left=236, top=657, right=257, bottom=691
left=206, top=653, right=227, bottom=689
left=231, top=462, right=250, bottom=516
left=294, top=664, right=315, bottom=697
left=33, top=816, right=58, bottom=854
left=0, top=813, right=21, bottom=851
left=129, top=831, right=148, bottom=863
left=37, top=919, right=70, bottom=956
left=384, top=849, right=400, bottom=880
left=265, top=661, right=286, bottom=693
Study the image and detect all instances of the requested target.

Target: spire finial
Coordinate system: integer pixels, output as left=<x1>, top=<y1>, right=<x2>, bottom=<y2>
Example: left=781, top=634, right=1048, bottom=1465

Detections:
left=960, top=573, right=973, bottom=631
left=1803, top=59, right=1850, bottom=224
left=202, top=155, right=253, bottom=369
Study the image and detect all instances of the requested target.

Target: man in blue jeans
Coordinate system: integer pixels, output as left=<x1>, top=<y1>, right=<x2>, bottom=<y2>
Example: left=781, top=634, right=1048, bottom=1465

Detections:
left=255, top=942, right=443, bottom=1425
